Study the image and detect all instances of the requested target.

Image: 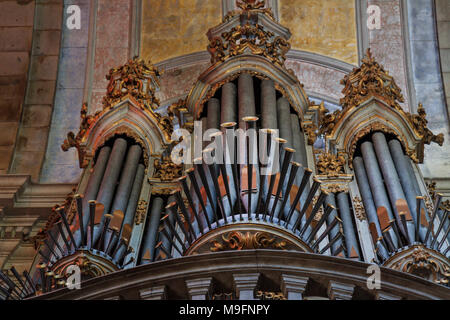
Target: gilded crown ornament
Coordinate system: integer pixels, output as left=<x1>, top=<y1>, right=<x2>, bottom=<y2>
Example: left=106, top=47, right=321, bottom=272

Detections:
left=318, top=49, right=444, bottom=164
left=340, top=48, right=405, bottom=111
left=103, top=57, right=161, bottom=110
left=60, top=58, right=179, bottom=168
left=208, top=0, right=289, bottom=67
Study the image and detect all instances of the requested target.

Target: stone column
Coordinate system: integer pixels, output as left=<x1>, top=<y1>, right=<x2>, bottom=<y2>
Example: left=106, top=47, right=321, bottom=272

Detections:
left=233, top=273, right=260, bottom=300
left=185, top=277, right=213, bottom=300
left=281, top=274, right=309, bottom=300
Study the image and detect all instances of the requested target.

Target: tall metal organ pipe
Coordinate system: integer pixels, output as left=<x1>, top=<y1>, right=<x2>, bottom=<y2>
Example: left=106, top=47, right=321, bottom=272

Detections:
left=104, top=144, right=142, bottom=251
left=360, top=140, right=399, bottom=247
left=336, top=192, right=361, bottom=259
left=238, top=74, right=256, bottom=130
left=372, top=132, right=408, bottom=238
left=388, top=139, right=425, bottom=242
left=139, top=197, right=164, bottom=264
left=93, top=138, right=128, bottom=245
left=261, top=79, right=277, bottom=130
left=221, top=82, right=237, bottom=124
left=353, top=156, right=390, bottom=260
left=276, top=97, right=293, bottom=149
left=76, top=146, right=112, bottom=247
left=112, top=163, right=146, bottom=260
left=324, top=194, right=341, bottom=253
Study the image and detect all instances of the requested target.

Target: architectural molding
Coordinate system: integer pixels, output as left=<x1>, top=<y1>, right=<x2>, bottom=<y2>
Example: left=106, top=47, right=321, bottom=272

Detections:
left=32, top=250, right=450, bottom=300
left=0, top=175, right=75, bottom=210
left=355, top=0, right=369, bottom=64
left=286, top=50, right=356, bottom=73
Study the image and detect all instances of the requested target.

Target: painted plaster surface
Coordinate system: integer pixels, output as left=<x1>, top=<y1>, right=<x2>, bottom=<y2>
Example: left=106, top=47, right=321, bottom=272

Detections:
left=406, top=0, right=450, bottom=178
left=279, top=0, right=358, bottom=65
left=41, top=0, right=92, bottom=183
left=367, top=0, right=409, bottom=109
left=285, top=59, right=346, bottom=104
left=141, top=0, right=222, bottom=63
left=156, top=61, right=211, bottom=103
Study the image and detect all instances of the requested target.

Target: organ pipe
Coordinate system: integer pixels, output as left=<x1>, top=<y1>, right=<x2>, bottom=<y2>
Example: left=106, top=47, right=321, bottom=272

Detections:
left=238, top=74, right=256, bottom=130
left=372, top=132, right=408, bottom=238
left=361, top=140, right=399, bottom=247
left=94, top=138, right=128, bottom=245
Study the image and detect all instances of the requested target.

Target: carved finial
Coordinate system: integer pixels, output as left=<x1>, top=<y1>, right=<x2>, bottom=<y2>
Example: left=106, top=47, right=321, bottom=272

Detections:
left=236, top=0, right=266, bottom=11
left=103, top=58, right=162, bottom=110
left=408, top=103, right=444, bottom=147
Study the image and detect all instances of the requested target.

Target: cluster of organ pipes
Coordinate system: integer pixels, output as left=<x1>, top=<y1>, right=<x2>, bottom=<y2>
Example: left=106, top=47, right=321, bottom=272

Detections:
left=353, top=132, right=450, bottom=261
left=138, top=74, right=362, bottom=262
left=139, top=141, right=349, bottom=262
left=36, top=137, right=146, bottom=269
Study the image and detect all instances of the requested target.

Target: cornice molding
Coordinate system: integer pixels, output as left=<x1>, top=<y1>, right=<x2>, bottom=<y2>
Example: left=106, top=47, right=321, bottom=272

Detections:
left=286, top=50, right=356, bottom=73
left=0, top=174, right=75, bottom=210
left=33, top=250, right=450, bottom=300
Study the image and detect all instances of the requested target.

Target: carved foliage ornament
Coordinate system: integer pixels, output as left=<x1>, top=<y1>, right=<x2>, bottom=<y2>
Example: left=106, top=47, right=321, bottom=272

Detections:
left=353, top=196, right=367, bottom=221
left=340, top=48, right=404, bottom=111
left=387, top=246, right=449, bottom=286
left=315, top=152, right=346, bottom=177
left=103, top=58, right=161, bottom=110
left=61, top=58, right=178, bottom=168
left=153, top=156, right=183, bottom=181
left=210, top=231, right=287, bottom=252
left=134, top=200, right=148, bottom=225
left=318, top=49, right=443, bottom=163
left=208, top=1, right=289, bottom=67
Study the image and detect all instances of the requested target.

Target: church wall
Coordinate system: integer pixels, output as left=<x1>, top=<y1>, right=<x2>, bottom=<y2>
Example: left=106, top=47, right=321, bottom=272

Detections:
left=279, top=0, right=358, bottom=66
left=40, top=0, right=92, bottom=183
left=140, top=0, right=222, bottom=64
left=0, top=1, right=36, bottom=175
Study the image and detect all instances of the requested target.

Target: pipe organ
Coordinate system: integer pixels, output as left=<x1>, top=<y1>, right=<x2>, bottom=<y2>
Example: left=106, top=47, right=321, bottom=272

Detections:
left=1, top=0, right=448, bottom=301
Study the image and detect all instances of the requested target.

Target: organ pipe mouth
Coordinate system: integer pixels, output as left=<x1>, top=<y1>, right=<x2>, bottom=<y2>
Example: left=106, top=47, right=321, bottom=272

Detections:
left=165, top=201, right=177, bottom=209
left=220, top=121, right=237, bottom=128
left=275, top=138, right=287, bottom=144
left=284, top=147, right=296, bottom=153
left=185, top=167, right=195, bottom=173
left=210, top=131, right=223, bottom=137
left=290, top=161, right=302, bottom=167
left=260, top=128, right=277, bottom=134
left=242, top=116, right=259, bottom=122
